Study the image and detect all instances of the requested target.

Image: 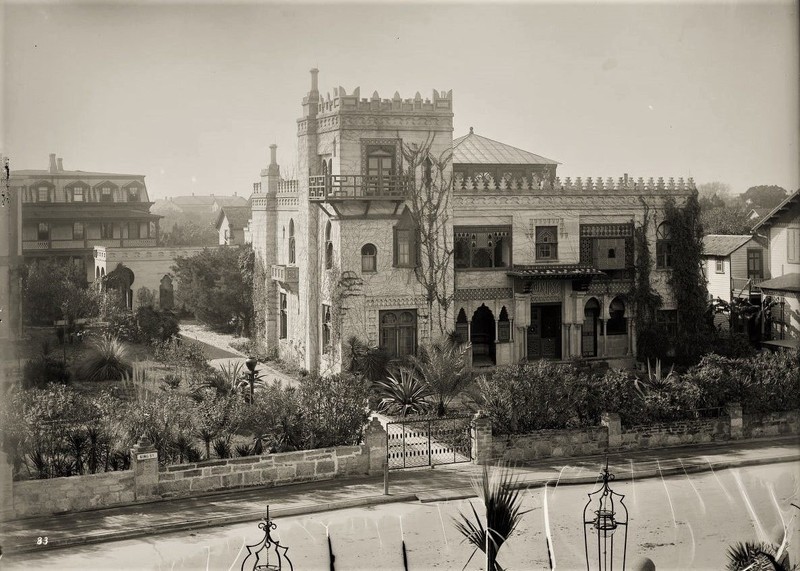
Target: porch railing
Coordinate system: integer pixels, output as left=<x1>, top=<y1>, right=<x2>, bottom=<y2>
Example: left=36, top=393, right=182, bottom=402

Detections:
left=309, top=174, right=413, bottom=201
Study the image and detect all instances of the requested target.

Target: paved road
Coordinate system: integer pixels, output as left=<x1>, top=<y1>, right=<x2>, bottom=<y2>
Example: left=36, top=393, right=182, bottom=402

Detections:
left=1, top=436, right=797, bottom=557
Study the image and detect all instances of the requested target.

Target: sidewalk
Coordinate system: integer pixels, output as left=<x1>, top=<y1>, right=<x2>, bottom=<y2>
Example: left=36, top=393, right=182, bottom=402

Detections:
left=1, top=436, right=797, bottom=555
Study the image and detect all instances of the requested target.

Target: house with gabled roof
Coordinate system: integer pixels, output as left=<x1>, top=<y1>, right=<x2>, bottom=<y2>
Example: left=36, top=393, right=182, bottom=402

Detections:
left=701, top=234, right=768, bottom=303
left=215, top=206, right=252, bottom=245
left=751, top=190, right=800, bottom=348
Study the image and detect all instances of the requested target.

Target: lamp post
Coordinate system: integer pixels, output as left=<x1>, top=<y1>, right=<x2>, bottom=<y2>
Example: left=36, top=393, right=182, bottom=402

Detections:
left=245, top=356, right=258, bottom=403
left=583, top=458, right=629, bottom=571
left=241, top=505, right=293, bottom=570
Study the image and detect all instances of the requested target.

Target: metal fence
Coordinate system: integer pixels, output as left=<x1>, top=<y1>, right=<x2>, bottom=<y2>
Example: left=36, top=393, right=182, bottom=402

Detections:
left=386, top=415, right=472, bottom=470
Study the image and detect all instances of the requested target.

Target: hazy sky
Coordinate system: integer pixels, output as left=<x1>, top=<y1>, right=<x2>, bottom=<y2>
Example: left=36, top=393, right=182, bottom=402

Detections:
left=3, top=1, right=798, bottom=200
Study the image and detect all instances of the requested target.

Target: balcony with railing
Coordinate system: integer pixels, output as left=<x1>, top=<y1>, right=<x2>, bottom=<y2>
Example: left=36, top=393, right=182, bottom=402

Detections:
left=309, top=174, right=413, bottom=202
left=122, top=238, right=157, bottom=247
left=271, top=264, right=299, bottom=285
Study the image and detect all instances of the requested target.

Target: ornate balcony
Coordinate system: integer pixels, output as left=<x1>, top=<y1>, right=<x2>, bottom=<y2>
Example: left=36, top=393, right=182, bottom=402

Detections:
left=22, top=240, right=51, bottom=251
left=271, top=264, right=299, bottom=286
left=122, top=238, right=156, bottom=247
left=308, top=174, right=413, bottom=202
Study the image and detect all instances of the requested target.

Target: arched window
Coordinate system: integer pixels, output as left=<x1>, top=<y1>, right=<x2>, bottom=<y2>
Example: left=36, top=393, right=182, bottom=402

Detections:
left=159, top=275, right=174, bottom=310
left=288, top=219, right=295, bottom=264
left=325, top=221, right=333, bottom=269
left=380, top=310, right=417, bottom=358
left=279, top=292, right=288, bottom=339
left=361, top=243, right=377, bottom=273
left=535, top=226, right=558, bottom=261
left=455, top=308, right=468, bottom=344
left=656, top=223, right=673, bottom=268
left=322, top=304, right=331, bottom=354
left=607, top=297, right=627, bottom=335
left=498, top=306, right=511, bottom=342
left=37, top=222, right=50, bottom=241
left=96, top=267, right=100, bottom=280
left=101, top=267, right=105, bottom=277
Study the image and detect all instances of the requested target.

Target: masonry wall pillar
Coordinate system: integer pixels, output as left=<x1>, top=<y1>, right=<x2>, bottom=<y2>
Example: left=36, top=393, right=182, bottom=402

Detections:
left=727, top=402, right=743, bottom=440
left=0, top=447, right=14, bottom=521
left=472, top=411, right=493, bottom=465
left=364, top=417, right=387, bottom=475
left=130, top=435, right=160, bottom=500
left=601, top=412, right=622, bottom=450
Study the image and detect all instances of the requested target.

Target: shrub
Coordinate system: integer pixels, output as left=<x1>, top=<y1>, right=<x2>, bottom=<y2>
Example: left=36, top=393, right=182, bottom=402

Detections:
left=76, top=336, right=133, bottom=382
left=300, top=372, right=371, bottom=448
left=135, top=306, right=179, bottom=343
left=479, top=361, right=593, bottom=434
left=22, top=342, right=71, bottom=389
left=152, top=337, right=208, bottom=370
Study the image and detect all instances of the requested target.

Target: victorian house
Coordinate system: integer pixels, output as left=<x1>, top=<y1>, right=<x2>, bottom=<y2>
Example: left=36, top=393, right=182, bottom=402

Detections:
left=249, top=70, right=695, bottom=374
left=10, top=154, right=161, bottom=282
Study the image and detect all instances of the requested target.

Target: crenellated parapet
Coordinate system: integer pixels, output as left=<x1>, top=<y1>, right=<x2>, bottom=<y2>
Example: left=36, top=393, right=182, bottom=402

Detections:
left=314, top=87, right=453, bottom=115
left=455, top=173, right=696, bottom=194
left=299, top=85, right=454, bottom=135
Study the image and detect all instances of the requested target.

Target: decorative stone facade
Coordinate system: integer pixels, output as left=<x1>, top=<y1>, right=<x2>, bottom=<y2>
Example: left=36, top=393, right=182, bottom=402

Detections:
left=249, top=70, right=695, bottom=373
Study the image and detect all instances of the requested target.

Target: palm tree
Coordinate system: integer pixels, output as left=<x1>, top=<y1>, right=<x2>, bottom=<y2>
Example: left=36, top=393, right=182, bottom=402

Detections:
left=411, top=336, right=472, bottom=417
left=453, top=465, right=528, bottom=571
left=372, top=366, right=432, bottom=418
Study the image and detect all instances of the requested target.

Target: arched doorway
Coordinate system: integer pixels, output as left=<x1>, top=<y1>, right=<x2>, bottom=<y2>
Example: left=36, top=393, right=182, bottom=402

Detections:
left=159, top=275, right=174, bottom=310
left=471, top=304, right=495, bottom=366
left=582, top=298, right=600, bottom=357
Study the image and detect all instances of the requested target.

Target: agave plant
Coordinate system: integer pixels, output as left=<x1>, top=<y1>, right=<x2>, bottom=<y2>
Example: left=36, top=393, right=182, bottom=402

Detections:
left=453, top=464, right=529, bottom=571
left=372, top=366, right=432, bottom=418
left=633, top=358, right=677, bottom=397
left=726, top=541, right=797, bottom=571
left=76, top=335, right=133, bottom=382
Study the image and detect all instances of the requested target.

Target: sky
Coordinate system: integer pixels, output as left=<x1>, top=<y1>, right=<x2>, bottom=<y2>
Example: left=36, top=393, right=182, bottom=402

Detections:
left=2, top=1, right=798, bottom=200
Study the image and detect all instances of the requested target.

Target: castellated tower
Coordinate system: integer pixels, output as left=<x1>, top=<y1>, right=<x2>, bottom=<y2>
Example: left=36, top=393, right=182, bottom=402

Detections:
left=267, top=69, right=454, bottom=374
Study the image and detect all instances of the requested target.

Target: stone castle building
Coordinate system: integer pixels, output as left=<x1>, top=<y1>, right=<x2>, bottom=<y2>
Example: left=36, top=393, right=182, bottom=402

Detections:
left=250, top=70, right=695, bottom=374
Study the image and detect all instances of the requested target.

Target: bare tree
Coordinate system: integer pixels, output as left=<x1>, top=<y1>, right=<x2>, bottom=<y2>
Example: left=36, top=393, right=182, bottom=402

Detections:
left=402, top=133, right=455, bottom=335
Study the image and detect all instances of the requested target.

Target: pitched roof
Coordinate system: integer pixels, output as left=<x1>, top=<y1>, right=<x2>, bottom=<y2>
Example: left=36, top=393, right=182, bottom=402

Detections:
left=11, top=169, right=145, bottom=178
left=452, top=129, right=559, bottom=166
left=213, top=196, right=248, bottom=207
left=757, top=273, right=800, bottom=293
left=701, top=235, right=754, bottom=257
left=751, top=190, right=800, bottom=232
left=216, top=206, right=251, bottom=230
left=170, top=195, right=218, bottom=206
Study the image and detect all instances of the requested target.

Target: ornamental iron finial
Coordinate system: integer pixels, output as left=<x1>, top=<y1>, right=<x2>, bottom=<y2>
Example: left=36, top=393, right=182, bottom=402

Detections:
left=241, top=507, right=293, bottom=571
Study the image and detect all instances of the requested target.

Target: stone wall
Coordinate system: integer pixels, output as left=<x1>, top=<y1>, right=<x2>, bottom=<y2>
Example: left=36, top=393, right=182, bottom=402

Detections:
left=489, top=427, right=608, bottom=463
left=618, top=417, right=730, bottom=450
left=158, top=445, right=369, bottom=497
left=3, top=418, right=388, bottom=520
left=743, top=410, right=800, bottom=439
left=12, top=471, right=135, bottom=519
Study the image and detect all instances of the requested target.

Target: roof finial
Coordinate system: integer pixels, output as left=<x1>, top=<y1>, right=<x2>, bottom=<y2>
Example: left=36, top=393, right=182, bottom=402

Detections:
left=469, top=126, right=474, bottom=134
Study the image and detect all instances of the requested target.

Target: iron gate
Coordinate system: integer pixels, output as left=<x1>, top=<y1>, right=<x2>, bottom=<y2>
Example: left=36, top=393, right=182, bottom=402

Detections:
left=386, top=415, right=472, bottom=469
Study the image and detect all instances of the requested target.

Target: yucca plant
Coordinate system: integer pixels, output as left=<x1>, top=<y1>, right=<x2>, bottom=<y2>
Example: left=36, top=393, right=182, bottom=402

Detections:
left=372, top=366, right=432, bottom=418
left=453, top=464, right=528, bottom=571
left=212, top=436, right=232, bottom=459
left=77, top=335, right=133, bottom=382
left=726, top=541, right=796, bottom=570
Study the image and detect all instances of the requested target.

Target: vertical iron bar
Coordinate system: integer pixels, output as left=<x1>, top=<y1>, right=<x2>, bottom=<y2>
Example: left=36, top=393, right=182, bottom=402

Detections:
left=402, top=423, right=406, bottom=469
left=428, top=419, right=432, bottom=467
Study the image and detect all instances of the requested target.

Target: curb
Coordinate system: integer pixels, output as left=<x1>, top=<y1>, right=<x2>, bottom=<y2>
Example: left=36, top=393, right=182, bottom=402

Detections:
left=3, top=493, right=419, bottom=556
left=4, top=452, right=798, bottom=556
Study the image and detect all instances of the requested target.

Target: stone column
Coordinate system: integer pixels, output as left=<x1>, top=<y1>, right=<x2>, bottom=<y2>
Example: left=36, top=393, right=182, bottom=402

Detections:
left=365, top=417, right=387, bottom=475
left=601, top=412, right=622, bottom=450
left=471, top=411, right=493, bottom=465
left=601, top=318, right=608, bottom=356
left=0, top=447, right=14, bottom=521
left=727, top=402, right=743, bottom=440
left=130, top=435, right=160, bottom=500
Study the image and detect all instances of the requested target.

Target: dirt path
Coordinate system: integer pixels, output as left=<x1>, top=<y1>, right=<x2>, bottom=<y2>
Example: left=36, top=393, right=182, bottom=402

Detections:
left=179, top=320, right=298, bottom=387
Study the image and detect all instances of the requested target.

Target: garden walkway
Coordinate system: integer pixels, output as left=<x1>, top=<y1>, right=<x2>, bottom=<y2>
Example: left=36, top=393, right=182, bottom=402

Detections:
left=1, top=436, right=797, bottom=555
left=178, top=320, right=297, bottom=387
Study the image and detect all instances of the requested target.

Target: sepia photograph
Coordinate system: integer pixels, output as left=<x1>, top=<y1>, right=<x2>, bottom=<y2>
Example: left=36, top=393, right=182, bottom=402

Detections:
left=0, top=0, right=798, bottom=569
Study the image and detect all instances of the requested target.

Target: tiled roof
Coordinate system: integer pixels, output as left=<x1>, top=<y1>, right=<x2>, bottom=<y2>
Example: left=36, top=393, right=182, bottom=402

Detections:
left=507, top=264, right=605, bottom=279
left=757, top=273, right=800, bottom=293
left=751, top=190, right=800, bottom=232
left=701, top=235, right=753, bottom=257
left=216, top=206, right=251, bottom=230
left=453, top=130, right=559, bottom=166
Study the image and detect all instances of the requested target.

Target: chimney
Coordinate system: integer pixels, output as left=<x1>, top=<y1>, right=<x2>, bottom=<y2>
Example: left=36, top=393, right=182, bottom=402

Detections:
left=269, top=144, right=278, bottom=166
left=57, top=157, right=64, bottom=171
left=310, top=68, right=319, bottom=93
left=49, top=153, right=57, bottom=173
